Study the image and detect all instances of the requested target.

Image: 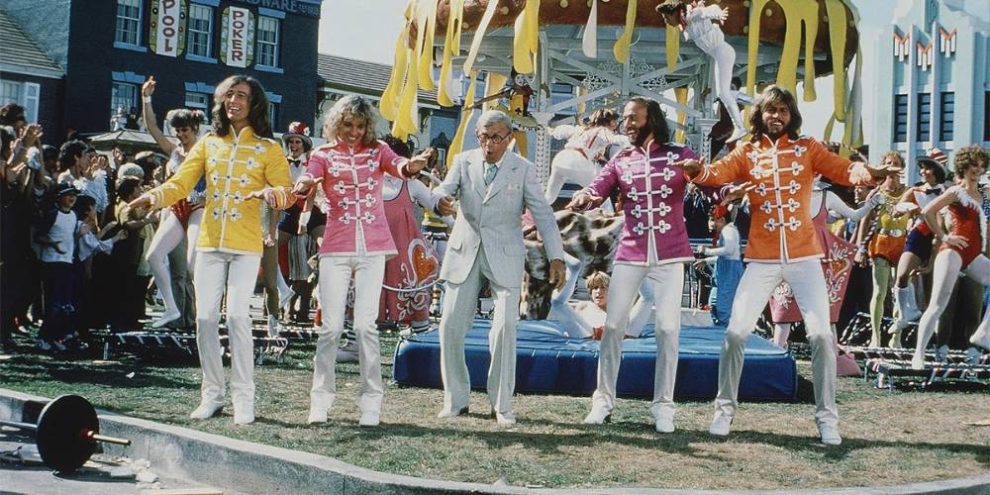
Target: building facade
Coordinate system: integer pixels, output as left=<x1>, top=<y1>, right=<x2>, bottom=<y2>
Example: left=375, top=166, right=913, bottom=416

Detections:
left=866, top=0, right=989, bottom=181
left=0, top=0, right=321, bottom=142
left=0, top=7, right=64, bottom=141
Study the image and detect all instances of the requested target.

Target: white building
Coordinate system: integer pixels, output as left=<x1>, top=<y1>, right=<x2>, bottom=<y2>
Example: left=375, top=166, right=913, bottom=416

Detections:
left=865, top=0, right=988, bottom=181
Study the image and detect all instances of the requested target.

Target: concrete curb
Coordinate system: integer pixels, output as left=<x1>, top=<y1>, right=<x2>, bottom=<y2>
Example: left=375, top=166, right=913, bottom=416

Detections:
left=1, top=388, right=988, bottom=495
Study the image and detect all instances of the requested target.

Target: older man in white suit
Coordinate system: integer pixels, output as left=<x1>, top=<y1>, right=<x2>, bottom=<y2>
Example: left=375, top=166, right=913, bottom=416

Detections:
left=434, top=110, right=567, bottom=425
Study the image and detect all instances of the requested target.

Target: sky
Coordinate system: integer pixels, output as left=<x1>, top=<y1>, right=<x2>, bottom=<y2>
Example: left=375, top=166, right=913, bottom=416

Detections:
left=318, top=0, right=898, bottom=138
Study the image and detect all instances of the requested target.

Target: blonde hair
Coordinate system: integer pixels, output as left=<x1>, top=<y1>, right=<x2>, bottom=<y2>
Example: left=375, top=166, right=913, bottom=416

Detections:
left=322, top=95, right=378, bottom=146
left=585, top=271, right=611, bottom=291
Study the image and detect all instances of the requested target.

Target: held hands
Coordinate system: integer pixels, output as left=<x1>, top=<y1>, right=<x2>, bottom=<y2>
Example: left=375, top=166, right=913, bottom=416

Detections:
left=548, top=258, right=567, bottom=291
left=291, top=177, right=317, bottom=198
left=437, top=196, right=458, bottom=216
left=721, top=181, right=755, bottom=205
left=565, top=192, right=600, bottom=211
left=673, top=158, right=703, bottom=178
left=246, top=187, right=281, bottom=207
left=142, top=77, right=156, bottom=97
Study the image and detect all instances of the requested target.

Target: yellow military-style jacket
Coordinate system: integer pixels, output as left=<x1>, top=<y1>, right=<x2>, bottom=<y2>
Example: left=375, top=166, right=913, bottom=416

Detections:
left=147, top=126, right=292, bottom=255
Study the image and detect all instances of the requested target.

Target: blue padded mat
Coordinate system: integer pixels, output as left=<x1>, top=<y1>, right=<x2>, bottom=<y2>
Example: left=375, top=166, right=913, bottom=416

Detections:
left=392, top=319, right=797, bottom=401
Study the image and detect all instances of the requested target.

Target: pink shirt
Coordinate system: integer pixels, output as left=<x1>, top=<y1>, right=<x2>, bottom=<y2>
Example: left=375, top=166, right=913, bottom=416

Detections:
left=303, top=140, right=408, bottom=257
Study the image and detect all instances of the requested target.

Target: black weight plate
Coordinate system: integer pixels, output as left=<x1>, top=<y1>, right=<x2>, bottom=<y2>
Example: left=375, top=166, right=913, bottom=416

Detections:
left=36, top=395, right=99, bottom=472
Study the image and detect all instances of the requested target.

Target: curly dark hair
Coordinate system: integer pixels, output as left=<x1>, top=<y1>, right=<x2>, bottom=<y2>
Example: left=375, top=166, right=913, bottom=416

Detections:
left=626, top=97, right=671, bottom=146
left=0, top=104, right=26, bottom=126
left=953, top=145, right=989, bottom=177
left=167, top=108, right=206, bottom=130
left=748, top=85, right=803, bottom=140
left=212, top=75, right=272, bottom=138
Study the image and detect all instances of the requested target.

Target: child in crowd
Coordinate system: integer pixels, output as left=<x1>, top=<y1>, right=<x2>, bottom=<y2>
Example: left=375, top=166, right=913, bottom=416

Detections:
left=696, top=204, right=743, bottom=327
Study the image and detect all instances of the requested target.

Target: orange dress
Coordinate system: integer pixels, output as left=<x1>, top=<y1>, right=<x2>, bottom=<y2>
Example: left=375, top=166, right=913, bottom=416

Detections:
left=866, top=189, right=909, bottom=263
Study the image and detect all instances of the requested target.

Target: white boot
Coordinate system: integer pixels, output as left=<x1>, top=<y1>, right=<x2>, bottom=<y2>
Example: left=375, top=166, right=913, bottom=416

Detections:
left=898, top=286, right=923, bottom=322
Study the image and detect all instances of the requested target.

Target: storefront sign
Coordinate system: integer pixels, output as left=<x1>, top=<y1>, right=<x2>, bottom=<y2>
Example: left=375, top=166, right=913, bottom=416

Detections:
left=150, top=0, right=187, bottom=57
left=221, top=6, right=255, bottom=68
left=231, top=0, right=321, bottom=18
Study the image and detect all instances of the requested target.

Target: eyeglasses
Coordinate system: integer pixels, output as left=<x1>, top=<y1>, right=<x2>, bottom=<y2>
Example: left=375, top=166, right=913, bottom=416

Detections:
left=476, top=132, right=510, bottom=144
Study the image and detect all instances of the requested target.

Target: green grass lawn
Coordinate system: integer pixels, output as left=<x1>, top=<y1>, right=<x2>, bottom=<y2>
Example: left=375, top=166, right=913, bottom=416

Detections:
left=1, top=332, right=988, bottom=490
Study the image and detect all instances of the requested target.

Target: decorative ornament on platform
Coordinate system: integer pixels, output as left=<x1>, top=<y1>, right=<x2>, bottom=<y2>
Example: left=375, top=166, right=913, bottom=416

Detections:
left=938, top=28, right=957, bottom=58
left=916, top=40, right=933, bottom=71
left=150, top=0, right=187, bottom=57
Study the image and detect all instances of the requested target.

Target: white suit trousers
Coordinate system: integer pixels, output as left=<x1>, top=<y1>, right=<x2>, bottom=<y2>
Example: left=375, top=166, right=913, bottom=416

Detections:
left=193, top=251, right=261, bottom=409
left=714, top=259, right=838, bottom=427
left=311, top=255, right=386, bottom=414
left=591, top=262, right=684, bottom=418
left=439, top=246, right=520, bottom=415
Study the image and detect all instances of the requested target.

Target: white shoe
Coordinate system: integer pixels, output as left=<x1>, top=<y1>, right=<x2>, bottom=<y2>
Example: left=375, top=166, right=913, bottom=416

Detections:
left=818, top=423, right=842, bottom=446
left=436, top=405, right=469, bottom=418
left=233, top=407, right=254, bottom=425
left=583, top=405, right=612, bottom=425
left=267, top=315, right=280, bottom=338
left=190, top=401, right=224, bottom=420
left=152, top=309, right=181, bottom=329
left=709, top=415, right=732, bottom=437
left=493, top=410, right=516, bottom=426
left=359, top=411, right=380, bottom=427
left=727, top=127, right=748, bottom=143
left=654, top=410, right=675, bottom=434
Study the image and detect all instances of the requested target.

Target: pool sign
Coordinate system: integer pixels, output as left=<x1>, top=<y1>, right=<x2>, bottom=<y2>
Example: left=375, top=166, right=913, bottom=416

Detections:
left=221, top=6, right=255, bottom=68
left=150, top=0, right=187, bottom=57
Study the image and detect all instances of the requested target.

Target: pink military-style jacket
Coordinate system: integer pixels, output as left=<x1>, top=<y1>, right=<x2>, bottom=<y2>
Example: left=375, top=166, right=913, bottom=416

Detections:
left=303, top=140, right=411, bottom=257
left=583, top=141, right=697, bottom=265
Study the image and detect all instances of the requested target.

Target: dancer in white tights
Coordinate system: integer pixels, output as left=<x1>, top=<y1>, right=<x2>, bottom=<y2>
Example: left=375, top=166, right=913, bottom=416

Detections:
left=141, top=76, right=206, bottom=328
left=657, top=0, right=747, bottom=142
left=544, top=108, right=627, bottom=205
left=911, top=146, right=990, bottom=369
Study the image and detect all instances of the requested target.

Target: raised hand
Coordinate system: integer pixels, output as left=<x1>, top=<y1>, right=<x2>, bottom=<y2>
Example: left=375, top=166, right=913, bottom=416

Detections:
left=142, top=76, right=156, bottom=97
left=721, top=181, right=755, bottom=205
left=672, top=158, right=703, bottom=177
left=128, top=194, right=154, bottom=210
left=406, top=148, right=436, bottom=175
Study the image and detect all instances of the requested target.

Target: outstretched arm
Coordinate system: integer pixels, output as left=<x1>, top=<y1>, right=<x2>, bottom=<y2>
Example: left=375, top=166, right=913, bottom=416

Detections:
left=141, top=77, right=177, bottom=156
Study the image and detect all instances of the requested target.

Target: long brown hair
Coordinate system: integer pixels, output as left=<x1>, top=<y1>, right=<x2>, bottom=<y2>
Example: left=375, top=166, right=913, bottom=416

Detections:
left=211, top=75, right=273, bottom=138
left=748, top=85, right=802, bottom=141
left=627, top=97, right=671, bottom=146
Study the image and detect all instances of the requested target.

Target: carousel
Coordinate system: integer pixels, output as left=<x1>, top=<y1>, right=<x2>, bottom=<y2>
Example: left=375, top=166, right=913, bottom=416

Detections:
left=381, top=0, right=865, bottom=179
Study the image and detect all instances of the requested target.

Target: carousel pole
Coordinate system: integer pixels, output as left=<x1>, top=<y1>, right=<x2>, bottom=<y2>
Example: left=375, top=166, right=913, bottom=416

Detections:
left=534, top=31, right=552, bottom=185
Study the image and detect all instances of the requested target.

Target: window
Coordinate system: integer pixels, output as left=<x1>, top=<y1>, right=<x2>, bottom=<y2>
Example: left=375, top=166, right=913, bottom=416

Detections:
left=269, top=103, right=278, bottom=129
left=939, top=92, right=954, bottom=142
left=893, top=94, right=908, bottom=142
left=0, top=80, right=40, bottom=123
left=111, top=82, right=139, bottom=124
left=256, top=16, right=280, bottom=67
left=115, top=0, right=143, bottom=46
left=185, top=92, right=211, bottom=111
left=917, top=93, right=931, bottom=142
left=187, top=4, right=214, bottom=58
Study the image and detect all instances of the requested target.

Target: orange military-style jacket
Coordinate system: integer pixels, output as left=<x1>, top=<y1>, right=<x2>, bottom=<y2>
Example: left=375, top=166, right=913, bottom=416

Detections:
left=692, top=135, right=875, bottom=263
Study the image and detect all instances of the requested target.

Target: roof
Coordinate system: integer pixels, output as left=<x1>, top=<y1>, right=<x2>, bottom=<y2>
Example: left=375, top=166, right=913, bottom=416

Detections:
left=0, top=7, right=63, bottom=78
left=317, top=53, right=441, bottom=107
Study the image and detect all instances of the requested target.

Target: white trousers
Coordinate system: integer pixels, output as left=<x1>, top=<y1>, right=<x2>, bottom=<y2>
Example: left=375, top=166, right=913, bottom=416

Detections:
left=591, top=262, right=684, bottom=418
left=147, top=208, right=203, bottom=314
left=544, top=150, right=599, bottom=204
left=714, top=259, right=838, bottom=427
left=709, top=41, right=746, bottom=130
left=193, top=251, right=260, bottom=408
left=311, top=255, right=386, bottom=414
left=439, top=246, right=520, bottom=415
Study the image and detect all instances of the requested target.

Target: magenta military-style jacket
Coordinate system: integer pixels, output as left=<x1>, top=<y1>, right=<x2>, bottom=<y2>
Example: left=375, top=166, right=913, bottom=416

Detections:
left=583, top=141, right=697, bottom=265
left=303, top=140, right=410, bottom=257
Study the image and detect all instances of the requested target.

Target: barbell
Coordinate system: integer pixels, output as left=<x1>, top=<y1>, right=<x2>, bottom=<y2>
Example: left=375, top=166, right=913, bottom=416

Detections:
left=0, top=394, right=131, bottom=472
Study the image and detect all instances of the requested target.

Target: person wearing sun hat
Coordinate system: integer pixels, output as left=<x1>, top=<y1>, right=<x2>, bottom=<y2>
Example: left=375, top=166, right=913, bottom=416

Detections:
left=889, top=153, right=948, bottom=335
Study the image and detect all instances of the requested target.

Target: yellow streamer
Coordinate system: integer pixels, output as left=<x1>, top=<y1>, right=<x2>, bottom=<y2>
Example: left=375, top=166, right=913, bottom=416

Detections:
left=484, top=72, right=507, bottom=111
left=665, top=23, right=680, bottom=70
left=674, top=87, right=688, bottom=143
left=416, top=1, right=437, bottom=92
left=613, top=0, right=637, bottom=64
left=745, top=0, right=770, bottom=111
left=825, top=0, right=849, bottom=120
left=463, top=0, right=500, bottom=75
left=447, top=74, right=479, bottom=168
left=513, top=0, right=541, bottom=75
left=437, top=0, right=464, bottom=107
left=381, top=22, right=411, bottom=121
